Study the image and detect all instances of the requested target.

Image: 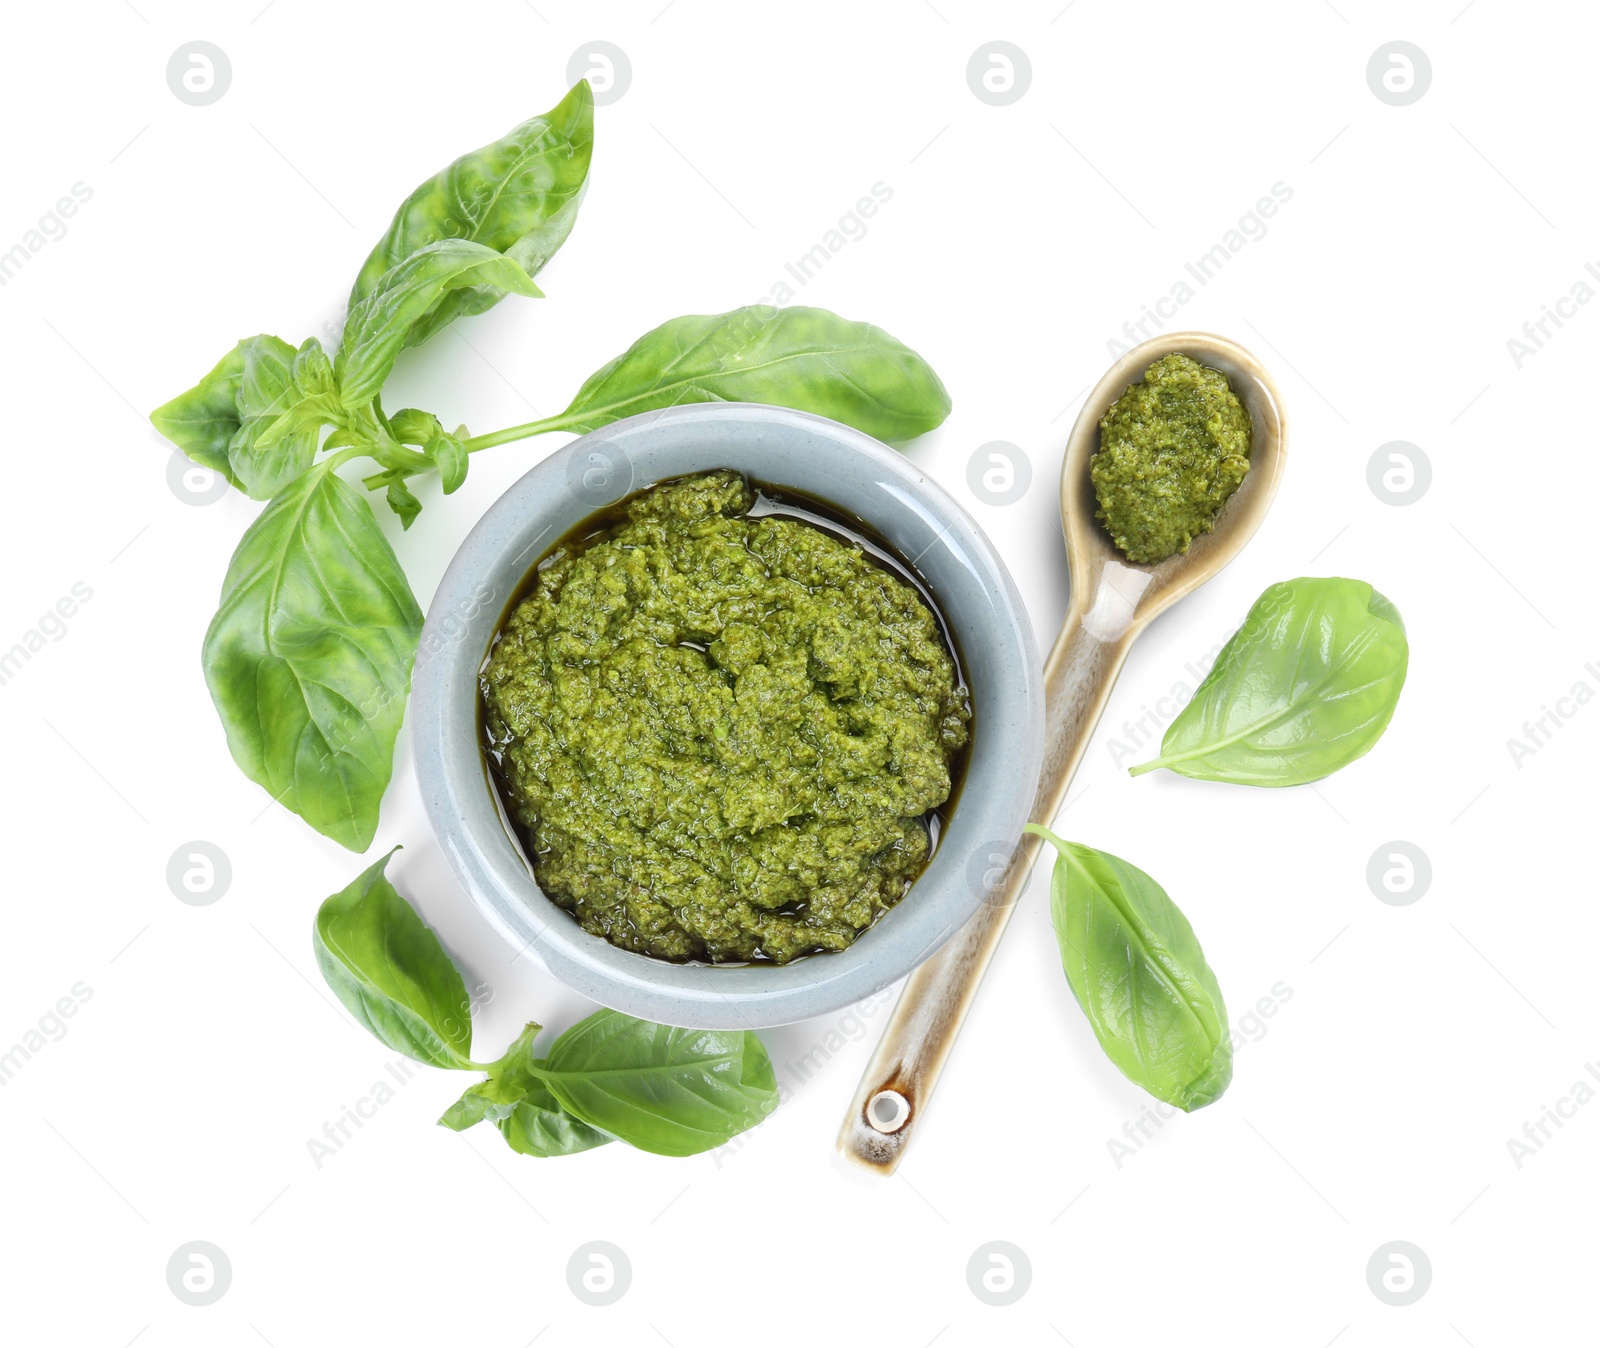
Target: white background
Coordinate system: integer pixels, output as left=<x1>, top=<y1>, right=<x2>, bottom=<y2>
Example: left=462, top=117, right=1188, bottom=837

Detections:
left=1, top=1, right=1594, bottom=1344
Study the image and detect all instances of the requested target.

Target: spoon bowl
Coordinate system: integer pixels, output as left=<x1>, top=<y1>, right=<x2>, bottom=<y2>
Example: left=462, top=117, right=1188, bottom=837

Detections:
left=838, top=331, right=1286, bottom=1173
left=1061, top=332, right=1287, bottom=643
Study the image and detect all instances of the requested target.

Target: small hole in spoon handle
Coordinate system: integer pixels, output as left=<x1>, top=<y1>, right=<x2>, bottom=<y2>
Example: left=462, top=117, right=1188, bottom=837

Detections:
left=867, top=1089, right=911, bottom=1134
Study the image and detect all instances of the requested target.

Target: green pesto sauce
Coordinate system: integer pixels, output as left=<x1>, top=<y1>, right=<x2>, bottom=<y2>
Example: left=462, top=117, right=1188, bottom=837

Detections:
left=1091, top=353, right=1253, bottom=564
left=482, top=471, right=970, bottom=964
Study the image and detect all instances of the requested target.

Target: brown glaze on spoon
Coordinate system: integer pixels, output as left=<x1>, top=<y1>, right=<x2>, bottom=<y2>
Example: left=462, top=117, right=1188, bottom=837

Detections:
left=837, top=332, right=1287, bottom=1174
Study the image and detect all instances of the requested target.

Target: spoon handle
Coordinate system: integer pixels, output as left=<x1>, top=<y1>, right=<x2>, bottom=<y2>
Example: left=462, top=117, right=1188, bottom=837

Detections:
left=837, top=601, right=1136, bottom=1173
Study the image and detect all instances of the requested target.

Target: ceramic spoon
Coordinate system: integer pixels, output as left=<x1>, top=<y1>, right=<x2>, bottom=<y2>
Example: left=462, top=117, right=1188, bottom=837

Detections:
left=837, top=332, right=1287, bottom=1174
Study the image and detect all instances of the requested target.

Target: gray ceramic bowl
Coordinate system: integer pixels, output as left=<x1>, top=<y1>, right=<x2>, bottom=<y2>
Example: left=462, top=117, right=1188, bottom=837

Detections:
left=412, top=403, right=1043, bottom=1028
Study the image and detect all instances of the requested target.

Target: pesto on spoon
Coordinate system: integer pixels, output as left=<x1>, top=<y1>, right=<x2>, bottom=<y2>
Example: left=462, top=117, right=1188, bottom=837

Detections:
left=1090, top=352, right=1252, bottom=564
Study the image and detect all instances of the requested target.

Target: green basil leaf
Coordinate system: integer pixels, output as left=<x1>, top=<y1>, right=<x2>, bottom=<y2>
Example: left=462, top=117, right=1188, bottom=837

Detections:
left=291, top=335, right=336, bottom=397
left=222, top=336, right=323, bottom=499
left=387, top=408, right=443, bottom=446
left=440, top=1023, right=542, bottom=1127
left=313, top=848, right=477, bottom=1070
left=426, top=428, right=468, bottom=494
left=251, top=391, right=344, bottom=452
left=440, top=1023, right=612, bottom=1158
left=151, top=334, right=325, bottom=499
left=1131, top=577, right=1409, bottom=786
left=1027, top=827, right=1232, bottom=1112
left=348, top=80, right=593, bottom=348
left=385, top=474, right=422, bottom=529
left=531, top=1009, right=778, bottom=1157
left=438, top=1089, right=494, bottom=1131
left=150, top=341, right=249, bottom=485
left=497, top=1089, right=614, bottom=1158
left=554, top=305, right=952, bottom=443
left=202, top=462, right=423, bottom=850
left=336, top=240, right=541, bottom=408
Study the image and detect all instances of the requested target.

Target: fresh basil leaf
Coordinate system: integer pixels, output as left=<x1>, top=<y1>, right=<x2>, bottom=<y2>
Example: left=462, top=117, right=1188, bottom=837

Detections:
left=439, top=1089, right=491, bottom=1130
left=348, top=80, right=593, bottom=348
left=440, top=1023, right=542, bottom=1127
left=376, top=412, right=466, bottom=494
left=292, top=335, right=336, bottom=397
left=553, top=305, right=952, bottom=443
left=336, top=240, right=541, bottom=408
left=1131, top=577, right=1409, bottom=786
left=387, top=408, right=443, bottom=446
left=202, top=461, right=423, bottom=850
left=228, top=335, right=318, bottom=498
left=497, top=1080, right=613, bottom=1158
left=530, top=1009, right=778, bottom=1157
left=313, top=848, right=477, bottom=1070
left=426, top=427, right=468, bottom=494
left=251, top=391, right=344, bottom=452
left=440, top=1023, right=612, bottom=1158
left=151, top=341, right=249, bottom=484
left=384, top=474, right=422, bottom=529
left=1027, top=827, right=1232, bottom=1113
left=150, top=334, right=324, bottom=499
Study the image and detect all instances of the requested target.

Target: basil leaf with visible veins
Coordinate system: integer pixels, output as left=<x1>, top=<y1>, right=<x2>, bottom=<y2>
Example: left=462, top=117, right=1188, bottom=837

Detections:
left=1131, top=577, right=1409, bottom=785
left=440, top=1023, right=613, bottom=1158
left=347, top=80, right=592, bottom=348
left=1028, top=827, right=1232, bottom=1112
left=151, top=334, right=325, bottom=499
left=529, top=1009, right=778, bottom=1157
left=202, top=461, right=422, bottom=849
left=552, top=305, right=951, bottom=444
left=313, top=848, right=476, bottom=1069
left=336, top=240, right=540, bottom=408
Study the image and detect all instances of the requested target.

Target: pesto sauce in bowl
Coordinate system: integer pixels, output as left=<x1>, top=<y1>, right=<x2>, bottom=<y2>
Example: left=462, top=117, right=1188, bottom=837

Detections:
left=481, top=471, right=971, bottom=965
left=1090, top=353, right=1253, bottom=564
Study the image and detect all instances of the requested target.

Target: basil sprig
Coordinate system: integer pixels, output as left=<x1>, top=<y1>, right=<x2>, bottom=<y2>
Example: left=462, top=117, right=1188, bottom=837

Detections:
left=1027, top=827, right=1232, bottom=1113
left=1132, top=578, right=1408, bottom=786
left=315, top=852, right=780, bottom=1159
left=438, top=1023, right=613, bottom=1159
left=149, top=79, right=953, bottom=851
left=150, top=333, right=326, bottom=500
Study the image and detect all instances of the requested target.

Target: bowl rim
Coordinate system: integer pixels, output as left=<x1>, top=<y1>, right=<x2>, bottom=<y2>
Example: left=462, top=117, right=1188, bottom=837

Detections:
left=411, top=402, right=1044, bottom=1028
